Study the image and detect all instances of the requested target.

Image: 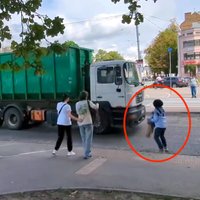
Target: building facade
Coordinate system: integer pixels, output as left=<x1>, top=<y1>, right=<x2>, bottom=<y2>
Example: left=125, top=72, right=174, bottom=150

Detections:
left=178, top=12, right=200, bottom=77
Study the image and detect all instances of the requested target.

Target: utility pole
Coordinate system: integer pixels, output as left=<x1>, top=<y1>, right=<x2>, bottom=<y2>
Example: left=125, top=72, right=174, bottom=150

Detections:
left=124, top=0, right=141, bottom=60
left=135, top=12, right=143, bottom=76
left=168, top=47, right=172, bottom=88
left=136, top=23, right=141, bottom=60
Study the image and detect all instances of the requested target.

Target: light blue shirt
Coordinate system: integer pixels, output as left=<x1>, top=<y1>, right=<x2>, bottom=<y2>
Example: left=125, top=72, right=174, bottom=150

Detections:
left=151, top=108, right=167, bottom=128
left=190, top=78, right=198, bottom=87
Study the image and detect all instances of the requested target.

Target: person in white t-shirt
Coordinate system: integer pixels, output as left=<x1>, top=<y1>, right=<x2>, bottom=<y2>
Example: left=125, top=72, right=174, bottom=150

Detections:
left=75, top=91, right=99, bottom=159
left=52, top=94, right=81, bottom=156
left=190, top=75, right=199, bottom=98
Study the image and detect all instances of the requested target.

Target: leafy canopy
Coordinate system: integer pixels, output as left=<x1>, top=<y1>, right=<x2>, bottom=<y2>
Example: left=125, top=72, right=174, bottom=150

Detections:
left=0, top=0, right=157, bottom=73
left=0, top=0, right=66, bottom=74
left=145, top=23, right=178, bottom=74
left=95, top=49, right=124, bottom=62
left=185, top=64, right=196, bottom=76
left=111, top=0, right=157, bottom=25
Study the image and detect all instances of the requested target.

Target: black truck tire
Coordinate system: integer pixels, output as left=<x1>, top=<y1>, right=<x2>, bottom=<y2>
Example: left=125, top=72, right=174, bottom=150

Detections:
left=94, top=108, right=111, bottom=134
left=0, top=119, right=3, bottom=127
left=4, top=108, right=24, bottom=130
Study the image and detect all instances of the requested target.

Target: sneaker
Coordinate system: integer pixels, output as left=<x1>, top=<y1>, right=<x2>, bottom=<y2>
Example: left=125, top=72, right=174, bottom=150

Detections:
left=67, top=151, right=76, bottom=156
left=83, top=154, right=92, bottom=159
left=164, top=148, right=169, bottom=153
left=159, top=149, right=164, bottom=153
left=52, top=149, right=57, bottom=155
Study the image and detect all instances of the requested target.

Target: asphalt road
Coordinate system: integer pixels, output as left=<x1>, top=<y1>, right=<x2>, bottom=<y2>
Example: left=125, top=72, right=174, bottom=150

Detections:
left=1, top=122, right=200, bottom=199
left=0, top=111, right=199, bottom=157
left=0, top=87, right=200, bottom=157
left=1, top=86, right=200, bottom=198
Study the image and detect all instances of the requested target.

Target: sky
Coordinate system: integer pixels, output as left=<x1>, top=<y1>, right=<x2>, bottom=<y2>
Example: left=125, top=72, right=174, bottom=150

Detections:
left=4, top=0, right=200, bottom=61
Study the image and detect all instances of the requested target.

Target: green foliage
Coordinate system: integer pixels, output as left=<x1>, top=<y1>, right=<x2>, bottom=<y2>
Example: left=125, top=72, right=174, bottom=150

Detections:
left=111, top=0, right=157, bottom=25
left=95, top=49, right=124, bottom=62
left=0, top=0, right=66, bottom=74
left=145, top=23, right=178, bottom=74
left=0, top=0, right=158, bottom=73
left=185, top=64, right=196, bottom=75
left=63, top=41, right=79, bottom=48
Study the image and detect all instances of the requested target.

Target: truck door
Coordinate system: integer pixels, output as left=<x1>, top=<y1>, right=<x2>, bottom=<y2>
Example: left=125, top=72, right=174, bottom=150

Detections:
left=95, top=65, right=125, bottom=107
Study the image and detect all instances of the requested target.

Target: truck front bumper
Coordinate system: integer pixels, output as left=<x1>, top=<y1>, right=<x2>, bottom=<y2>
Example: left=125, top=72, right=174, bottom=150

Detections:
left=127, top=104, right=146, bottom=127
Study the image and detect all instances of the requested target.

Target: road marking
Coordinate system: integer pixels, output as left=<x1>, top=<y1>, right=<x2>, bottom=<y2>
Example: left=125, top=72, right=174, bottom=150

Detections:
left=0, top=149, right=53, bottom=158
left=0, top=143, right=16, bottom=147
left=75, top=158, right=107, bottom=175
left=0, top=147, right=73, bottom=158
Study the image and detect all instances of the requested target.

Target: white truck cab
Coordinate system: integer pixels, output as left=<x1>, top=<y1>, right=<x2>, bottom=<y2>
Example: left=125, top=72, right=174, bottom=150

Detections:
left=90, top=60, right=146, bottom=133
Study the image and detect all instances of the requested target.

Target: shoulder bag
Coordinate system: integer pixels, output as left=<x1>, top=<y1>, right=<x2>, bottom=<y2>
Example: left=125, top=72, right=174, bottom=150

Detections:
left=87, top=100, right=101, bottom=127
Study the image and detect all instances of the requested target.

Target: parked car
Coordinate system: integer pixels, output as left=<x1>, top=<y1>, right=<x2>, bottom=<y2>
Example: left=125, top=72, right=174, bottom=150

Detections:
left=163, top=77, right=188, bottom=88
left=183, top=77, right=192, bottom=85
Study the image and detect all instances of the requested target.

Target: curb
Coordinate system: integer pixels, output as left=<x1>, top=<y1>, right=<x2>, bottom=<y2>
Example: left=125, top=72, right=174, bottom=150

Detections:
left=0, top=187, right=199, bottom=200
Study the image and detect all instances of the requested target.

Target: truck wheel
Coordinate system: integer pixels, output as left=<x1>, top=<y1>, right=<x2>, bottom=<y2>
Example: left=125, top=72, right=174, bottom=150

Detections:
left=4, top=108, right=23, bottom=130
left=94, top=109, right=110, bottom=134
left=0, top=119, right=3, bottom=127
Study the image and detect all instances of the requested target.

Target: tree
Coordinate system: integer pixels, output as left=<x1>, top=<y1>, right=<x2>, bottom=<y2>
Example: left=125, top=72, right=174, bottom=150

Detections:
left=95, top=49, right=124, bottom=62
left=63, top=41, right=79, bottom=48
left=111, top=0, right=157, bottom=25
left=185, top=64, right=196, bottom=76
left=0, top=0, right=157, bottom=73
left=145, top=23, right=178, bottom=75
left=0, top=0, right=66, bottom=74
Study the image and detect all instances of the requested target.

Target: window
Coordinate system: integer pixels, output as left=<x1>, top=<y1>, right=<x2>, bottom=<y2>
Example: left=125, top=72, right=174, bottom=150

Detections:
left=123, top=62, right=140, bottom=85
left=183, top=40, right=195, bottom=48
left=184, top=53, right=187, bottom=60
left=184, top=52, right=200, bottom=60
left=197, top=66, right=200, bottom=73
left=97, top=66, right=115, bottom=84
left=195, top=52, right=200, bottom=59
left=195, top=40, right=200, bottom=46
left=184, top=53, right=195, bottom=60
left=183, top=39, right=200, bottom=48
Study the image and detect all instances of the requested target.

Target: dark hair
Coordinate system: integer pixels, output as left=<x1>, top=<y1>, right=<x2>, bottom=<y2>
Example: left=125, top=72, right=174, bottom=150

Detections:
left=62, top=94, right=69, bottom=102
left=79, top=91, right=89, bottom=100
left=153, top=99, right=163, bottom=108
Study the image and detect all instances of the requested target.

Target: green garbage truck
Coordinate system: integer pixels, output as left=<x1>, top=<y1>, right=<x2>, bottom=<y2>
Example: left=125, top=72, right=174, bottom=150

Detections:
left=0, top=46, right=146, bottom=133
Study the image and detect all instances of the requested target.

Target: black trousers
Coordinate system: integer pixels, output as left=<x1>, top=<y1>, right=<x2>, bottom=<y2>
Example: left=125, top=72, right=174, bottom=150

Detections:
left=55, top=125, right=73, bottom=151
left=154, top=127, right=167, bottom=150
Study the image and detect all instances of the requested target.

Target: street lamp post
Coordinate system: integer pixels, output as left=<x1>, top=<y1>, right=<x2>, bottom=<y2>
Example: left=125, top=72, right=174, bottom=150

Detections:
left=168, top=47, right=172, bottom=88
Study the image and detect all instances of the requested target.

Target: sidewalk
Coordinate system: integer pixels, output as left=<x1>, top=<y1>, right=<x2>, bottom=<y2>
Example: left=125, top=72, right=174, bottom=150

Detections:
left=0, top=146, right=200, bottom=199
left=144, top=87, right=200, bottom=113
left=145, top=86, right=199, bottom=98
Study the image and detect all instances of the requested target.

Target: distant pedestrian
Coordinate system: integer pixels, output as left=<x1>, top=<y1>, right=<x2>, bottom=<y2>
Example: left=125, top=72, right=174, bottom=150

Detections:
left=75, top=91, right=99, bottom=159
left=150, top=99, right=168, bottom=153
left=52, top=94, right=81, bottom=156
left=190, top=75, right=198, bottom=98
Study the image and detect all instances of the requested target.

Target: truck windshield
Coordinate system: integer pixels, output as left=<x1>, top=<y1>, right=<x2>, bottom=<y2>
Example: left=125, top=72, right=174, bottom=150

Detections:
left=123, top=62, right=140, bottom=85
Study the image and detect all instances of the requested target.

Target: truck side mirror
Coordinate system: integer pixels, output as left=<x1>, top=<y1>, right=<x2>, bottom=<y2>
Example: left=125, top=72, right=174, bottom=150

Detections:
left=115, top=76, right=122, bottom=85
